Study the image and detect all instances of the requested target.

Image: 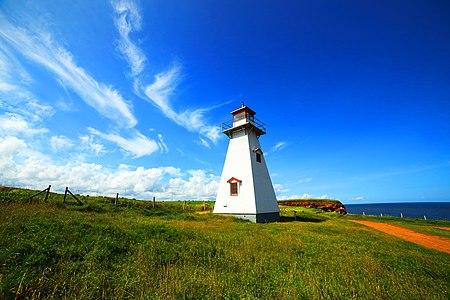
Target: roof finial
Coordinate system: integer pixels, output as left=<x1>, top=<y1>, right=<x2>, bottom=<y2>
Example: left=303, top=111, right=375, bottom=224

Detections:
left=241, top=101, right=245, bottom=108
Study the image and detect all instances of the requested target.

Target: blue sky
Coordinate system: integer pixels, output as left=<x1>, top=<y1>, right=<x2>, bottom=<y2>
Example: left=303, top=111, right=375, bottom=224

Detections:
left=0, top=0, right=449, bottom=203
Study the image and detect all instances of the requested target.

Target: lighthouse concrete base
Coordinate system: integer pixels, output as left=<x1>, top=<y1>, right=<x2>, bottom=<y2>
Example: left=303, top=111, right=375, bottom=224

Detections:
left=220, top=212, right=280, bottom=223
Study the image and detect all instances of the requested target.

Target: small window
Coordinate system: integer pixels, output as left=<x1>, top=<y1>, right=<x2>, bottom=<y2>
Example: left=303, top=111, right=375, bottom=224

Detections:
left=230, top=182, right=238, bottom=196
left=256, top=152, right=261, bottom=163
left=233, top=112, right=245, bottom=122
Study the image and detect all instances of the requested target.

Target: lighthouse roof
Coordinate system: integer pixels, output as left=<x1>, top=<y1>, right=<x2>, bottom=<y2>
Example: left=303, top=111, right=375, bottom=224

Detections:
left=222, top=103, right=266, bottom=137
left=230, top=105, right=256, bottom=116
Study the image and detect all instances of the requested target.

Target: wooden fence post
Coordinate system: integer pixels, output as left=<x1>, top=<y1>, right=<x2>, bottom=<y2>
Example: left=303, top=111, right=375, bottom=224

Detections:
left=115, top=193, right=118, bottom=206
left=29, top=185, right=52, bottom=203
left=63, top=187, right=68, bottom=203
left=44, top=185, right=51, bottom=202
left=153, top=197, right=156, bottom=208
left=67, top=188, right=83, bottom=205
left=63, top=187, right=83, bottom=205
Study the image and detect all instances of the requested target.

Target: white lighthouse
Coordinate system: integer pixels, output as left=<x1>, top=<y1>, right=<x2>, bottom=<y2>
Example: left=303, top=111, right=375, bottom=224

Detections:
left=214, top=103, right=280, bottom=223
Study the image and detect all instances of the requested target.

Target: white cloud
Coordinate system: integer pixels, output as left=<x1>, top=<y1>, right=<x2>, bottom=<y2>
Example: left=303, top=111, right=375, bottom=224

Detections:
left=50, top=135, right=75, bottom=152
left=24, top=100, right=54, bottom=122
left=273, top=183, right=289, bottom=195
left=0, top=81, right=16, bottom=92
left=300, top=193, right=313, bottom=199
left=88, top=127, right=160, bottom=158
left=0, top=97, right=54, bottom=157
left=109, top=166, right=168, bottom=193
left=0, top=136, right=27, bottom=176
left=278, top=193, right=332, bottom=200
left=350, top=196, right=365, bottom=201
left=0, top=137, right=27, bottom=155
left=0, top=141, right=218, bottom=200
left=0, top=13, right=137, bottom=128
left=79, top=134, right=106, bottom=156
left=0, top=96, right=54, bottom=123
left=166, top=170, right=219, bottom=200
left=0, top=113, right=48, bottom=136
left=201, top=126, right=221, bottom=143
left=285, top=193, right=330, bottom=199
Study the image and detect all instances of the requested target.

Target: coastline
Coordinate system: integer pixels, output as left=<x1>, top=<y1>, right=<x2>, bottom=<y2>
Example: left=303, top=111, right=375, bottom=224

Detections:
left=345, top=202, right=450, bottom=221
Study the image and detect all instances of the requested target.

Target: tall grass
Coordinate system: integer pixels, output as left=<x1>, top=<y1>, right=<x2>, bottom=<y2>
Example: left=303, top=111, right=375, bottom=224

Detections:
left=1, top=187, right=449, bottom=299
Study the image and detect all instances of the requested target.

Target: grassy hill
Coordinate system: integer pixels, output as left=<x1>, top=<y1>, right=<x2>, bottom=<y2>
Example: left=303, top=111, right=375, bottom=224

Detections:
left=1, top=187, right=449, bottom=299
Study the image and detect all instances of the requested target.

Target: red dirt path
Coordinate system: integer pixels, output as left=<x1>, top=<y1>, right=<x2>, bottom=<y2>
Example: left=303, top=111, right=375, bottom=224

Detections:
left=351, top=220, right=450, bottom=254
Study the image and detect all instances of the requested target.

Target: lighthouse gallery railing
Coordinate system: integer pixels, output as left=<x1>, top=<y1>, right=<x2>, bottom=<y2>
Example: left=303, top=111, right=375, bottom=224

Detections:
left=222, top=116, right=266, bottom=134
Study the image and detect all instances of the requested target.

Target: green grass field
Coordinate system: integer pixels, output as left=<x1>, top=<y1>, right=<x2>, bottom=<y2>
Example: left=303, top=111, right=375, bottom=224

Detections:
left=1, top=187, right=449, bottom=299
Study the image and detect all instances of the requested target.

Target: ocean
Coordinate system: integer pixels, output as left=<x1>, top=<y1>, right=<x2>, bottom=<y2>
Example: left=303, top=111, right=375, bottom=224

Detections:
left=345, top=202, right=450, bottom=221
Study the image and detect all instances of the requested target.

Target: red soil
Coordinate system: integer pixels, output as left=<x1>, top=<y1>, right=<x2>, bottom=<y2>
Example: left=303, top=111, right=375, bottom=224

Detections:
left=351, top=220, right=450, bottom=254
left=427, top=226, right=450, bottom=231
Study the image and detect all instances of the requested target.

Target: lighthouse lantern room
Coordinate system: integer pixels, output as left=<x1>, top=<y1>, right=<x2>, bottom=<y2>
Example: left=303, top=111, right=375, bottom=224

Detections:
left=214, top=103, right=280, bottom=223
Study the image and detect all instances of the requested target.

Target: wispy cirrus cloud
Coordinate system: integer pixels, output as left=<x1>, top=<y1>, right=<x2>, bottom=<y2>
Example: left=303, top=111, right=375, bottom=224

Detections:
left=112, top=0, right=146, bottom=76
left=157, top=133, right=169, bottom=153
left=142, top=65, right=222, bottom=144
left=88, top=127, right=161, bottom=158
left=0, top=13, right=137, bottom=129
left=271, top=141, right=288, bottom=152
left=265, top=141, right=289, bottom=156
left=111, top=0, right=222, bottom=145
left=296, top=177, right=313, bottom=184
left=197, top=137, right=211, bottom=149
left=0, top=42, right=33, bottom=92
left=79, top=134, right=106, bottom=156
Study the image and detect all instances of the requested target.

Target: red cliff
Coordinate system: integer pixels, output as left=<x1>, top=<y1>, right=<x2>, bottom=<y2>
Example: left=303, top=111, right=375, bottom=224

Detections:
left=278, top=199, right=347, bottom=215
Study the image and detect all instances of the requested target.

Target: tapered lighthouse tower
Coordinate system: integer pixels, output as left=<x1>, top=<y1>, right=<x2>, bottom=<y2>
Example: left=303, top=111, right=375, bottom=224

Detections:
left=214, top=103, right=280, bottom=223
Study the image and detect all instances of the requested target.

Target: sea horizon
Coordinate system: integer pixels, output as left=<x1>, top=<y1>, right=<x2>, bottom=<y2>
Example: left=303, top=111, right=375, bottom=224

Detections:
left=345, top=202, right=450, bottom=221
left=343, top=200, right=450, bottom=204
